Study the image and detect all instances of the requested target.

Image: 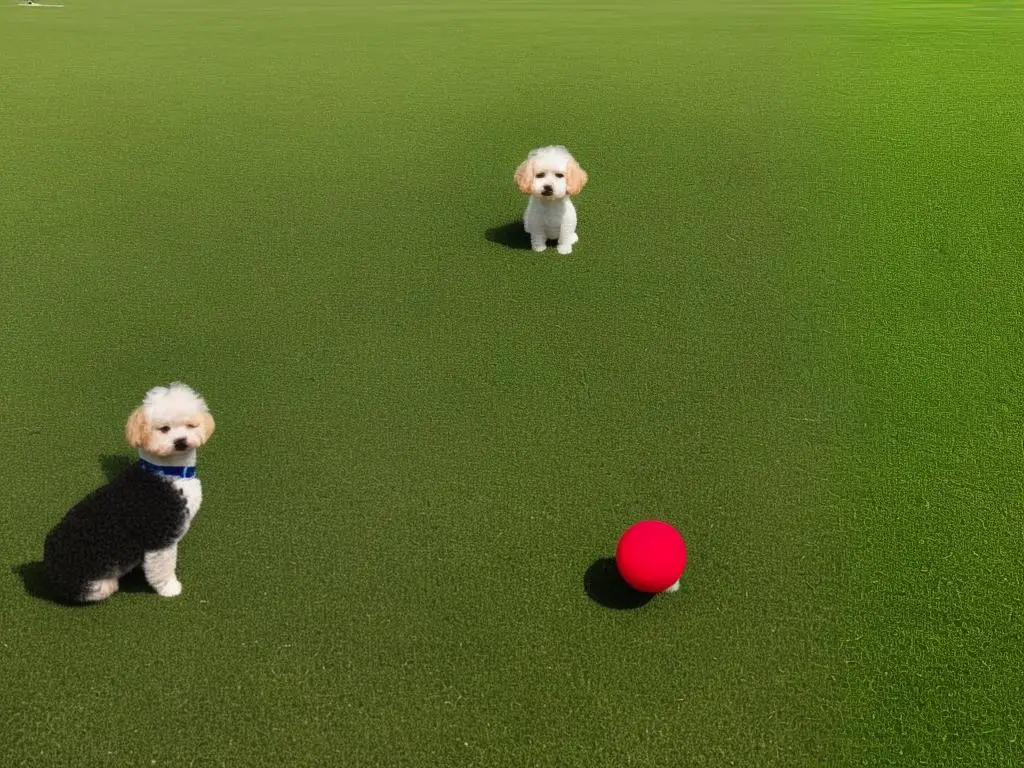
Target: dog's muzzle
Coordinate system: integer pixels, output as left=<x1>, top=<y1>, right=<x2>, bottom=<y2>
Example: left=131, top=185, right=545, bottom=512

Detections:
left=541, top=185, right=553, bottom=196
left=173, top=438, right=190, bottom=452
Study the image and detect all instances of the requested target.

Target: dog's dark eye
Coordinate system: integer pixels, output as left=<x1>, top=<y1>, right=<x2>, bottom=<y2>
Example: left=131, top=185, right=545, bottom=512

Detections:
left=186, top=424, right=198, bottom=430
left=535, top=172, right=545, bottom=178
left=555, top=173, right=564, bottom=178
left=158, top=426, right=171, bottom=433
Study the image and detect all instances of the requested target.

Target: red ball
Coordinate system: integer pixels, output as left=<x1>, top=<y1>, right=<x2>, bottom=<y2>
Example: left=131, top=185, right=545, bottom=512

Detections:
left=615, top=520, right=687, bottom=593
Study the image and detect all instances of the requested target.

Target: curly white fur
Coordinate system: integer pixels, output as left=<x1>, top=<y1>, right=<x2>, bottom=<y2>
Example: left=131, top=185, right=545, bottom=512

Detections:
left=128, top=383, right=212, bottom=597
left=514, top=145, right=589, bottom=255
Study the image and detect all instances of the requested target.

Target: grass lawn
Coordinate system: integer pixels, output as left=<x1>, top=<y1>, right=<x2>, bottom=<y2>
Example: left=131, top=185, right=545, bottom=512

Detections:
left=2, top=0, right=1023, bottom=765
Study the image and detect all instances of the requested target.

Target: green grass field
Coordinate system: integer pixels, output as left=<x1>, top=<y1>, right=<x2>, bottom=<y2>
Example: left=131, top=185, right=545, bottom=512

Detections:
left=3, top=1, right=1024, bottom=765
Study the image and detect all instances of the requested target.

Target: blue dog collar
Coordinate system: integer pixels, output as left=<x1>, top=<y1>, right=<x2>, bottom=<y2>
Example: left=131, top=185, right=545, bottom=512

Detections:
left=138, top=459, right=197, bottom=479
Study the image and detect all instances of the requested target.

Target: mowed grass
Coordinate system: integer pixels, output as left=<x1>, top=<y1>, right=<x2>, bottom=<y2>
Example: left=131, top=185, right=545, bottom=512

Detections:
left=2, top=1, right=1023, bottom=765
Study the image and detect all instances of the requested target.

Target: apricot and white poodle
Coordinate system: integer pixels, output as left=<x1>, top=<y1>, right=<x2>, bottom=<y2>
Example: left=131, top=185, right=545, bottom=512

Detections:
left=43, top=383, right=215, bottom=603
left=514, top=145, right=588, bottom=255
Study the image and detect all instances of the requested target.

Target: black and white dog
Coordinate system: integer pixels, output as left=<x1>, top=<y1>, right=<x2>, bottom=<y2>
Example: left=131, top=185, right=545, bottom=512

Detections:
left=43, top=383, right=215, bottom=603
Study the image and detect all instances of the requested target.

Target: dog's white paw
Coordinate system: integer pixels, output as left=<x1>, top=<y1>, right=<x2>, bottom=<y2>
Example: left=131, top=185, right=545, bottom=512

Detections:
left=557, top=243, right=573, bottom=255
left=155, top=578, right=183, bottom=597
left=84, top=578, right=119, bottom=602
left=532, top=242, right=547, bottom=253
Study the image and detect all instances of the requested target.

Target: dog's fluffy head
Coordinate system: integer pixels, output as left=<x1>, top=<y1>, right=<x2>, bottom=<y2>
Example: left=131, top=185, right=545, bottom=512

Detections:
left=124, top=383, right=215, bottom=457
left=514, top=145, right=588, bottom=200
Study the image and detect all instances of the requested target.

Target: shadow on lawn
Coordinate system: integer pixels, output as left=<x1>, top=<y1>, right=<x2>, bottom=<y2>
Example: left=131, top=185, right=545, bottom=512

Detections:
left=584, top=558, right=654, bottom=610
left=485, top=220, right=532, bottom=250
left=13, top=454, right=151, bottom=604
left=100, top=453, right=135, bottom=482
left=14, top=562, right=153, bottom=605
left=13, top=562, right=56, bottom=603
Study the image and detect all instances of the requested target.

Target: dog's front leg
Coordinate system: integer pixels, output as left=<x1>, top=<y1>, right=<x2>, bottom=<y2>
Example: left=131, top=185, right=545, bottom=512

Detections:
left=530, top=227, right=548, bottom=253
left=524, top=204, right=547, bottom=252
left=143, top=545, right=183, bottom=597
left=557, top=206, right=578, bottom=255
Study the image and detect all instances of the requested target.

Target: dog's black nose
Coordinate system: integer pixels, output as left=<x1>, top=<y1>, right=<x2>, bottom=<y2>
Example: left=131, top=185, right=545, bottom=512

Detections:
left=541, top=185, right=553, bottom=196
left=173, top=438, right=189, bottom=451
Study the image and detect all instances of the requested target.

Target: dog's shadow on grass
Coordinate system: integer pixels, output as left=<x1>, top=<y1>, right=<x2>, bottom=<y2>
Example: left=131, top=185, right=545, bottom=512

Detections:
left=13, top=562, right=153, bottom=605
left=584, top=558, right=655, bottom=610
left=485, top=221, right=532, bottom=250
left=100, top=453, right=134, bottom=482
left=14, top=454, right=148, bottom=604
left=13, top=562, right=57, bottom=603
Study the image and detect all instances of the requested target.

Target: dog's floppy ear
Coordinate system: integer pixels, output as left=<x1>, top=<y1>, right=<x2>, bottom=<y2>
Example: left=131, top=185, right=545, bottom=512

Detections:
left=566, top=159, right=588, bottom=196
left=514, top=158, right=535, bottom=194
left=124, top=407, right=149, bottom=449
left=198, top=412, right=216, bottom=444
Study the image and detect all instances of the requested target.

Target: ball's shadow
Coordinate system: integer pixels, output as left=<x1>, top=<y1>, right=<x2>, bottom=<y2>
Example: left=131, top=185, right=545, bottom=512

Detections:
left=584, top=557, right=655, bottom=610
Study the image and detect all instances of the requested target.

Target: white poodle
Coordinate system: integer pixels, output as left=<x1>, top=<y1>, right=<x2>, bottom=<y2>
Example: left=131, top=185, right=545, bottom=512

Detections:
left=43, top=383, right=215, bottom=603
left=514, top=145, right=588, bottom=255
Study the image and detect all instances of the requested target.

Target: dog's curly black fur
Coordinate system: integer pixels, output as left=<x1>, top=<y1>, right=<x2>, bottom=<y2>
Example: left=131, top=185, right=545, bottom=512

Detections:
left=43, top=463, right=189, bottom=603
